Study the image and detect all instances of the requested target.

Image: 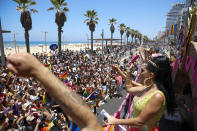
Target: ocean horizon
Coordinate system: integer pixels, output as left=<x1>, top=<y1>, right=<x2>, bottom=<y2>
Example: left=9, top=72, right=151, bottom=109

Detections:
left=4, top=41, right=89, bottom=48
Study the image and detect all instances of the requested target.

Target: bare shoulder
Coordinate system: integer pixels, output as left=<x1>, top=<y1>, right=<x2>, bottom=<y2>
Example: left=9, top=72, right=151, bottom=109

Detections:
left=152, top=92, right=164, bottom=103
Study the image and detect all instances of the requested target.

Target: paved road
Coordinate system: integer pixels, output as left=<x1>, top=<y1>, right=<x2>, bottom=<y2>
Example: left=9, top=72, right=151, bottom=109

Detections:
left=95, top=48, right=194, bottom=130
left=96, top=50, right=132, bottom=125
left=96, top=90, right=128, bottom=125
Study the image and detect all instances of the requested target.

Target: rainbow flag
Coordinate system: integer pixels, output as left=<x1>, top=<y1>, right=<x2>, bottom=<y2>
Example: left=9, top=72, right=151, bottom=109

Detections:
left=59, top=71, right=68, bottom=79
left=167, top=30, right=169, bottom=37
left=8, top=103, right=13, bottom=110
left=83, top=91, right=88, bottom=98
left=8, top=72, right=14, bottom=78
left=103, top=125, right=114, bottom=131
left=94, top=96, right=99, bottom=107
left=174, top=25, right=177, bottom=36
left=171, top=25, right=174, bottom=35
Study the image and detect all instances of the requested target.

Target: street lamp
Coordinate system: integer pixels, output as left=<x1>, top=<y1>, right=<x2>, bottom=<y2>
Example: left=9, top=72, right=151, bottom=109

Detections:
left=41, top=31, right=48, bottom=53
left=0, top=19, right=11, bottom=67
left=101, top=29, right=104, bottom=55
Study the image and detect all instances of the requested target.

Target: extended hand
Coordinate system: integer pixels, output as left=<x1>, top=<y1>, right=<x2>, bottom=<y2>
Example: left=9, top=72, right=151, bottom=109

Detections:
left=129, top=63, right=135, bottom=70
left=36, top=118, right=41, bottom=124
left=106, top=116, right=117, bottom=125
left=7, top=53, right=44, bottom=77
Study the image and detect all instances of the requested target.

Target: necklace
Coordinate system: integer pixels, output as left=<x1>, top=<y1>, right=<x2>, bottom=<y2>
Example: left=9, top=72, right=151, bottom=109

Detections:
left=136, top=86, right=152, bottom=97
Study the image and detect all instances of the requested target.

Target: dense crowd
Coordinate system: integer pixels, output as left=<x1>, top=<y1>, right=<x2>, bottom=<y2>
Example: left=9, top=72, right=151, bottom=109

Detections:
left=0, top=46, right=132, bottom=131
left=0, top=44, right=180, bottom=131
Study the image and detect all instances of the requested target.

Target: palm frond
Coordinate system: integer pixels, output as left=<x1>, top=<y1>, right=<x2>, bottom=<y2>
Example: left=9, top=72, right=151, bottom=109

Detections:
left=84, top=19, right=90, bottom=23
left=27, top=0, right=32, bottom=3
left=48, top=7, right=55, bottom=10
left=30, top=9, right=38, bottom=13
left=21, top=0, right=28, bottom=4
left=13, top=0, right=21, bottom=4
left=16, top=6, right=23, bottom=12
left=60, top=0, right=65, bottom=5
left=119, top=24, right=126, bottom=31
left=84, top=10, right=98, bottom=20
left=62, top=2, right=67, bottom=6
left=119, top=24, right=125, bottom=28
left=85, top=21, right=90, bottom=26
left=29, top=1, right=36, bottom=6
left=92, top=20, right=98, bottom=24
left=109, top=18, right=117, bottom=24
left=50, top=0, right=58, bottom=6
left=63, top=7, right=69, bottom=12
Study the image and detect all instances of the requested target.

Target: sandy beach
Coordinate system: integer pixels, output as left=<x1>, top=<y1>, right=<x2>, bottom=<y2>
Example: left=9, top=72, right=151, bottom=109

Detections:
left=4, top=42, right=112, bottom=56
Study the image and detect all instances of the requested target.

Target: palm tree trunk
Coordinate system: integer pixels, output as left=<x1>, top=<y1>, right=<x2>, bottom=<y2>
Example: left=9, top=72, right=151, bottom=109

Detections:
left=121, top=35, right=122, bottom=48
left=25, top=29, right=30, bottom=53
left=127, top=37, right=128, bottom=45
left=102, top=35, right=104, bottom=55
left=58, top=27, right=62, bottom=53
left=91, top=31, right=93, bottom=52
left=111, top=33, right=113, bottom=50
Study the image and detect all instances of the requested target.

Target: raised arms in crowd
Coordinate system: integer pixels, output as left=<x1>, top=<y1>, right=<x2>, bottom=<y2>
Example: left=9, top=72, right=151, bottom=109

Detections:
left=111, top=64, right=146, bottom=94
left=7, top=53, right=102, bottom=131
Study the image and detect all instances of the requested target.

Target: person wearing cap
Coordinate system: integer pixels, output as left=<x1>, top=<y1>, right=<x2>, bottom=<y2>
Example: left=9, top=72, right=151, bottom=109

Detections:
left=6, top=53, right=102, bottom=131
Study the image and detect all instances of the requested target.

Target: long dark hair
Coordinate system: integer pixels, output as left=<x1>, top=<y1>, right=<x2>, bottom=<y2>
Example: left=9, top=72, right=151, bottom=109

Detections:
left=147, top=56, right=176, bottom=114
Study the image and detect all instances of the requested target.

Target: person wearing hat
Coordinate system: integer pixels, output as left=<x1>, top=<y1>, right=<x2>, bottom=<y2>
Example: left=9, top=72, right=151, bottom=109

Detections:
left=6, top=53, right=102, bottom=131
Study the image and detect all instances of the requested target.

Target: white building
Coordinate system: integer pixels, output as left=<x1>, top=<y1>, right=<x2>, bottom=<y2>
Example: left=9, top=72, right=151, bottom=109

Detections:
left=166, top=0, right=197, bottom=42
left=166, top=3, right=185, bottom=39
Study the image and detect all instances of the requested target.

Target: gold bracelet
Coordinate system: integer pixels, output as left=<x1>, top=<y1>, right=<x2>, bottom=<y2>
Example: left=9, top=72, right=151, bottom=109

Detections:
left=143, top=86, right=147, bottom=90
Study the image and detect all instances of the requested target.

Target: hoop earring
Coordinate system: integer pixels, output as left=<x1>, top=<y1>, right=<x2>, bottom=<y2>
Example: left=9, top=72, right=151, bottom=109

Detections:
left=143, top=77, right=153, bottom=88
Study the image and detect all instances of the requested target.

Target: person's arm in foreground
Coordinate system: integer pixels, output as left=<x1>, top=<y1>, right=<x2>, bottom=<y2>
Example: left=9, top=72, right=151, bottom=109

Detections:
left=7, top=53, right=102, bottom=131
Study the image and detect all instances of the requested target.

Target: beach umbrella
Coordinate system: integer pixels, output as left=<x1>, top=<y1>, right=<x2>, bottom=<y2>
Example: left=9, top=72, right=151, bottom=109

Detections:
left=50, top=44, right=58, bottom=51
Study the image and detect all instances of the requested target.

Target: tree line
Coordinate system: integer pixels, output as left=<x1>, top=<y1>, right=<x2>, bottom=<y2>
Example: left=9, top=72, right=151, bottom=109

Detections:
left=13, top=0, right=150, bottom=53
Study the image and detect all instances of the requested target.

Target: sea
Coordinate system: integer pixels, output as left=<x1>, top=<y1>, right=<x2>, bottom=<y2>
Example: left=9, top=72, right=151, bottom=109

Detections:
left=3, top=41, right=88, bottom=48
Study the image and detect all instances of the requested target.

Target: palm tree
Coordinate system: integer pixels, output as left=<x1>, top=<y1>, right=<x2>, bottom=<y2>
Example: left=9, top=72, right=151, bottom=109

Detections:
left=134, top=30, right=139, bottom=44
left=131, top=29, right=135, bottom=43
left=126, top=27, right=130, bottom=45
left=101, top=29, right=104, bottom=53
left=143, top=35, right=149, bottom=44
left=13, top=0, right=38, bottom=53
left=138, top=32, right=142, bottom=45
left=109, top=18, right=117, bottom=49
left=48, top=0, right=69, bottom=53
left=84, top=10, right=99, bottom=52
left=118, top=24, right=126, bottom=47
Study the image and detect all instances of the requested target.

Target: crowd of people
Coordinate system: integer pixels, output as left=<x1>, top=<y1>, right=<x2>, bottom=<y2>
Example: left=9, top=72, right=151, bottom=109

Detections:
left=0, top=43, right=181, bottom=131
left=0, top=46, right=133, bottom=131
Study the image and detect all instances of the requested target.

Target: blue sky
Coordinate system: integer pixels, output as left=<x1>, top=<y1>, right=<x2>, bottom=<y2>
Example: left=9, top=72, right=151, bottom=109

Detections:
left=0, top=0, right=185, bottom=42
